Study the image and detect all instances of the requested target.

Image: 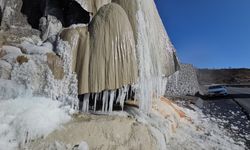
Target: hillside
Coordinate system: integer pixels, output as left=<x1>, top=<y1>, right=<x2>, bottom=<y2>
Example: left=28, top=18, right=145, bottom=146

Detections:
left=197, top=68, right=250, bottom=85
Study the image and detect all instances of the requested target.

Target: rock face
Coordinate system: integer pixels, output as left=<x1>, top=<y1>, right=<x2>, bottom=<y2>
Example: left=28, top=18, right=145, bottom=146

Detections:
left=165, top=64, right=200, bottom=97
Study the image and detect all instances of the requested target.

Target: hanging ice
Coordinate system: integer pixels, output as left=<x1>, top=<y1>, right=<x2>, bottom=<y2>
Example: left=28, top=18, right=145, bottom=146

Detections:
left=113, top=0, right=180, bottom=113
left=60, top=0, right=179, bottom=113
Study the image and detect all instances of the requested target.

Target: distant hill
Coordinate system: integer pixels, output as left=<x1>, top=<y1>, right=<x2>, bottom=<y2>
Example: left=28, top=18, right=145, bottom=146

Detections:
left=197, top=68, right=250, bottom=85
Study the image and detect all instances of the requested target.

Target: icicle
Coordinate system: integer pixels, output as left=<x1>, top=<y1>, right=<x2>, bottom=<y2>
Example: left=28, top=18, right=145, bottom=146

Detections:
left=119, top=86, right=128, bottom=111
left=109, top=90, right=115, bottom=113
left=105, top=92, right=109, bottom=112
left=102, top=91, right=108, bottom=112
left=82, top=93, right=90, bottom=112
left=94, top=93, right=98, bottom=112
left=116, top=88, right=121, bottom=104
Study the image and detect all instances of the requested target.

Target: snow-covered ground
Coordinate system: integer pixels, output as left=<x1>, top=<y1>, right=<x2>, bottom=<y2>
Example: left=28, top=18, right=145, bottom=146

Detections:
left=0, top=95, right=247, bottom=150
left=0, top=97, right=71, bottom=150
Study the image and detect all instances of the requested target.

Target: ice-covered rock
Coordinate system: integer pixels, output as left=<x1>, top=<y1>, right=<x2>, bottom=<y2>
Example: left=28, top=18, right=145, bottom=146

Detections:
left=1, top=45, right=22, bottom=54
left=75, top=0, right=111, bottom=15
left=19, top=41, right=53, bottom=55
left=0, top=45, right=22, bottom=63
left=4, top=39, right=78, bottom=108
left=39, top=15, right=63, bottom=41
left=165, top=64, right=201, bottom=97
left=0, top=60, right=12, bottom=79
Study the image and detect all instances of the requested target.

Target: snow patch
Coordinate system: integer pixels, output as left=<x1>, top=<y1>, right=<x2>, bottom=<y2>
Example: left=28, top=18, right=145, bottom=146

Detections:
left=0, top=97, right=71, bottom=149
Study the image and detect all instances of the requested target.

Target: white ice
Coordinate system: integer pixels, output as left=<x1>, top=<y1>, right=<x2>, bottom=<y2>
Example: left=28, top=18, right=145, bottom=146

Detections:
left=0, top=96, right=71, bottom=150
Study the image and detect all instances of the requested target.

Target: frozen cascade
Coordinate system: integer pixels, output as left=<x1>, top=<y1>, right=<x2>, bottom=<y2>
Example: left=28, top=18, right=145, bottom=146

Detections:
left=135, top=0, right=179, bottom=113
left=113, top=0, right=180, bottom=113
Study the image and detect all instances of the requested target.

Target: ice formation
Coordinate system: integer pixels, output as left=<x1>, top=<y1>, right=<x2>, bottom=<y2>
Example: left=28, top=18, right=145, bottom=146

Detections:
left=60, top=0, right=180, bottom=113
left=75, top=0, right=111, bottom=15
left=0, top=0, right=180, bottom=113
left=113, top=0, right=180, bottom=112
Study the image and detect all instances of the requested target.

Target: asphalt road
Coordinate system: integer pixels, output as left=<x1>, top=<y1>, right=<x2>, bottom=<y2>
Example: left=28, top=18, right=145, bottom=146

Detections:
left=226, top=87, right=250, bottom=115
left=198, top=86, right=250, bottom=148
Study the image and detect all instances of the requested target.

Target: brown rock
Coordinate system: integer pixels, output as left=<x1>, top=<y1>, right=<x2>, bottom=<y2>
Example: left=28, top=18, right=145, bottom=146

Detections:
left=46, top=53, right=64, bottom=80
left=16, top=55, right=29, bottom=64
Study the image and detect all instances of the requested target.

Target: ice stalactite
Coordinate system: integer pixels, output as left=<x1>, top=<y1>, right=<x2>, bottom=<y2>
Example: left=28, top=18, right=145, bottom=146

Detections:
left=61, top=3, right=138, bottom=113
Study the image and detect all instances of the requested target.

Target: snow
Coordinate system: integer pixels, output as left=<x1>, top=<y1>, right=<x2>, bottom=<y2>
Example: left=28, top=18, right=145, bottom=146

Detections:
left=127, top=100, right=246, bottom=150
left=78, top=141, right=89, bottom=150
left=0, top=60, right=12, bottom=79
left=1, top=45, right=22, bottom=63
left=0, top=79, right=25, bottom=100
left=0, top=96, right=71, bottom=150
left=1, top=46, right=22, bottom=54
left=19, top=41, right=53, bottom=55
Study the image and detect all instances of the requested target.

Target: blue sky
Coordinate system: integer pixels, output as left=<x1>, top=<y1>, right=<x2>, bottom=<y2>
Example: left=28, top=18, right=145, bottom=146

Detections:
left=155, top=0, right=250, bottom=68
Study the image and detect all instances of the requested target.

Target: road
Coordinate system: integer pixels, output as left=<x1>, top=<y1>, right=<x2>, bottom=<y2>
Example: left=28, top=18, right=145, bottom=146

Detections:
left=226, top=87, right=250, bottom=115
left=197, top=86, right=250, bottom=148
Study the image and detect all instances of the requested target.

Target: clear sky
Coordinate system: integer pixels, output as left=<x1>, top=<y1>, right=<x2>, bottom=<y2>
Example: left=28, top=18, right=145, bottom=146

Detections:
left=155, top=0, right=250, bottom=68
